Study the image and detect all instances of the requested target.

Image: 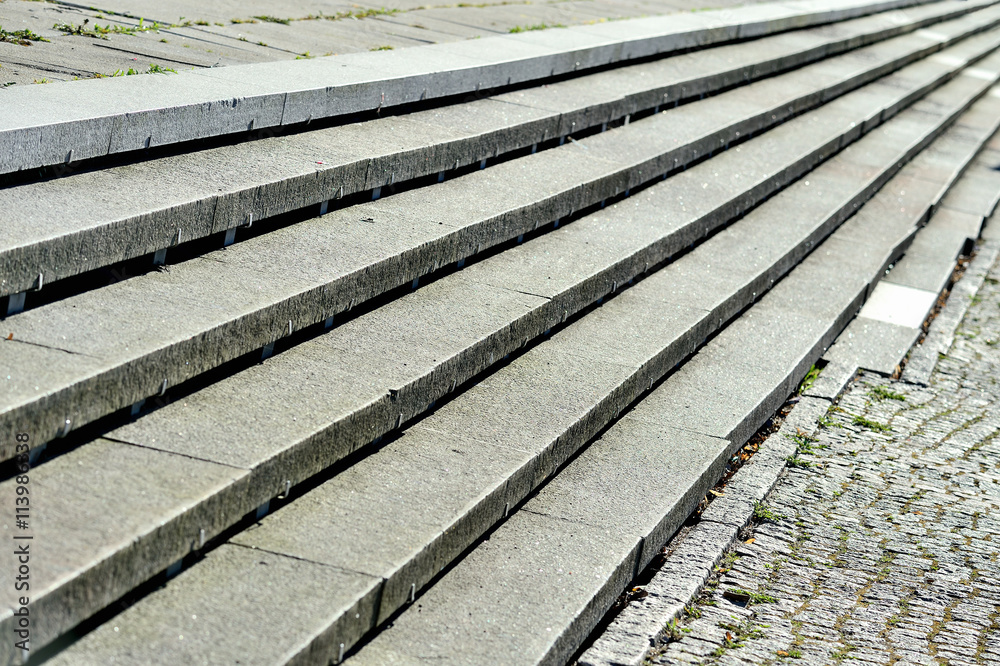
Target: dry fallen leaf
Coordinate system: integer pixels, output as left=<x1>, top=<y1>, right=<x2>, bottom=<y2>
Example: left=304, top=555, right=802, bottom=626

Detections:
left=745, top=538, right=756, bottom=544
left=708, top=489, right=724, bottom=497
left=777, top=650, right=789, bottom=657
left=726, top=632, right=733, bottom=642
left=5, top=333, right=11, bottom=340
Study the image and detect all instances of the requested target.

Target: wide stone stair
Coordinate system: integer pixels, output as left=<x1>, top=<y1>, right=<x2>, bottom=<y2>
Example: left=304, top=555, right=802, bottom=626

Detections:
left=3, top=0, right=1000, bottom=663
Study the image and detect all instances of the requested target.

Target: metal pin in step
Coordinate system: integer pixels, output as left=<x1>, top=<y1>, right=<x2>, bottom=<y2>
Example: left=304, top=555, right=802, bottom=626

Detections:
left=159, top=379, right=168, bottom=396
left=397, top=413, right=403, bottom=428
left=66, top=149, right=74, bottom=164
left=199, top=529, right=206, bottom=549
left=175, top=228, right=182, bottom=245
left=27, top=444, right=46, bottom=466
left=36, top=273, right=43, bottom=291
left=278, top=480, right=291, bottom=499
left=59, top=418, right=71, bottom=438
left=256, top=500, right=270, bottom=520
left=245, top=213, right=253, bottom=229
left=6, top=292, right=26, bottom=316
left=504, top=502, right=509, bottom=517
left=612, top=280, right=617, bottom=292
left=410, top=583, right=416, bottom=603
left=287, top=320, right=293, bottom=336
left=339, top=644, right=345, bottom=664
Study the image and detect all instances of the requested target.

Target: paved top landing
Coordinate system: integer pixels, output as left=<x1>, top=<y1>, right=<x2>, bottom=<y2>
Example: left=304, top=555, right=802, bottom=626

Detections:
left=0, top=0, right=762, bottom=86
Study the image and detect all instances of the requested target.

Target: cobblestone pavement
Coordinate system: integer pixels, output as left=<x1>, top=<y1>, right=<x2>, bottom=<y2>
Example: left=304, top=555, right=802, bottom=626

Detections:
left=649, top=256, right=1000, bottom=665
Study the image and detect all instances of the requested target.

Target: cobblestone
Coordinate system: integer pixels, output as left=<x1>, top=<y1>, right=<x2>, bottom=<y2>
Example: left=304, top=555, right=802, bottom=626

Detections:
left=647, top=250, right=1000, bottom=666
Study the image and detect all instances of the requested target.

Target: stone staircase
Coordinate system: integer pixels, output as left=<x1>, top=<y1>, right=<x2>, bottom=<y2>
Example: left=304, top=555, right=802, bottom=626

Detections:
left=3, top=0, right=1000, bottom=663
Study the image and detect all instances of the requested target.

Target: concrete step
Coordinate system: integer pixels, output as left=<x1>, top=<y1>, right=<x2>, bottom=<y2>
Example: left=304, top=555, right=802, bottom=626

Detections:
left=2, top=0, right=994, bottom=300
left=345, top=108, right=1000, bottom=666
left=5, top=23, right=1000, bottom=462
left=0, top=57, right=931, bottom=659
left=2, top=34, right=997, bottom=659
left=37, top=70, right=1000, bottom=666
left=0, top=0, right=943, bottom=175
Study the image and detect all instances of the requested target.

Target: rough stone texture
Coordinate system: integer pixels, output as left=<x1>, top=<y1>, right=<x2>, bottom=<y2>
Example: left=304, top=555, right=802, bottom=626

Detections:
left=41, top=545, right=382, bottom=666
left=0, top=0, right=942, bottom=174
left=6, top=52, right=995, bottom=661
left=904, top=238, right=1000, bottom=385
left=6, top=31, right=986, bottom=462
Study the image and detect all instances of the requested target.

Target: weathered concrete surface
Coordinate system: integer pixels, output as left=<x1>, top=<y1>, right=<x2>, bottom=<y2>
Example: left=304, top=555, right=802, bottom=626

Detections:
left=5, top=7, right=997, bottom=298
left=0, top=0, right=958, bottom=173
left=3, top=0, right=874, bottom=87
left=345, top=127, right=973, bottom=665
left=46, top=74, right=1000, bottom=665
left=579, top=204, right=1000, bottom=666
left=7, top=26, right=990, bottom=462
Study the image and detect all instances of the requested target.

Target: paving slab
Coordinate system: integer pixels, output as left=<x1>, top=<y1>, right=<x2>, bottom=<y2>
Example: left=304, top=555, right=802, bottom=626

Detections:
left=44, top=544, right=382, bottom=666
left=826, top=315, right=922, bottom=374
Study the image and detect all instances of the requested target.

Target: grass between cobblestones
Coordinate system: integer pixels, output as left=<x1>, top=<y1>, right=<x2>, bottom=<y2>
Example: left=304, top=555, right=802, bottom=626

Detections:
left=644, top=252, right=1000, bottom=666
